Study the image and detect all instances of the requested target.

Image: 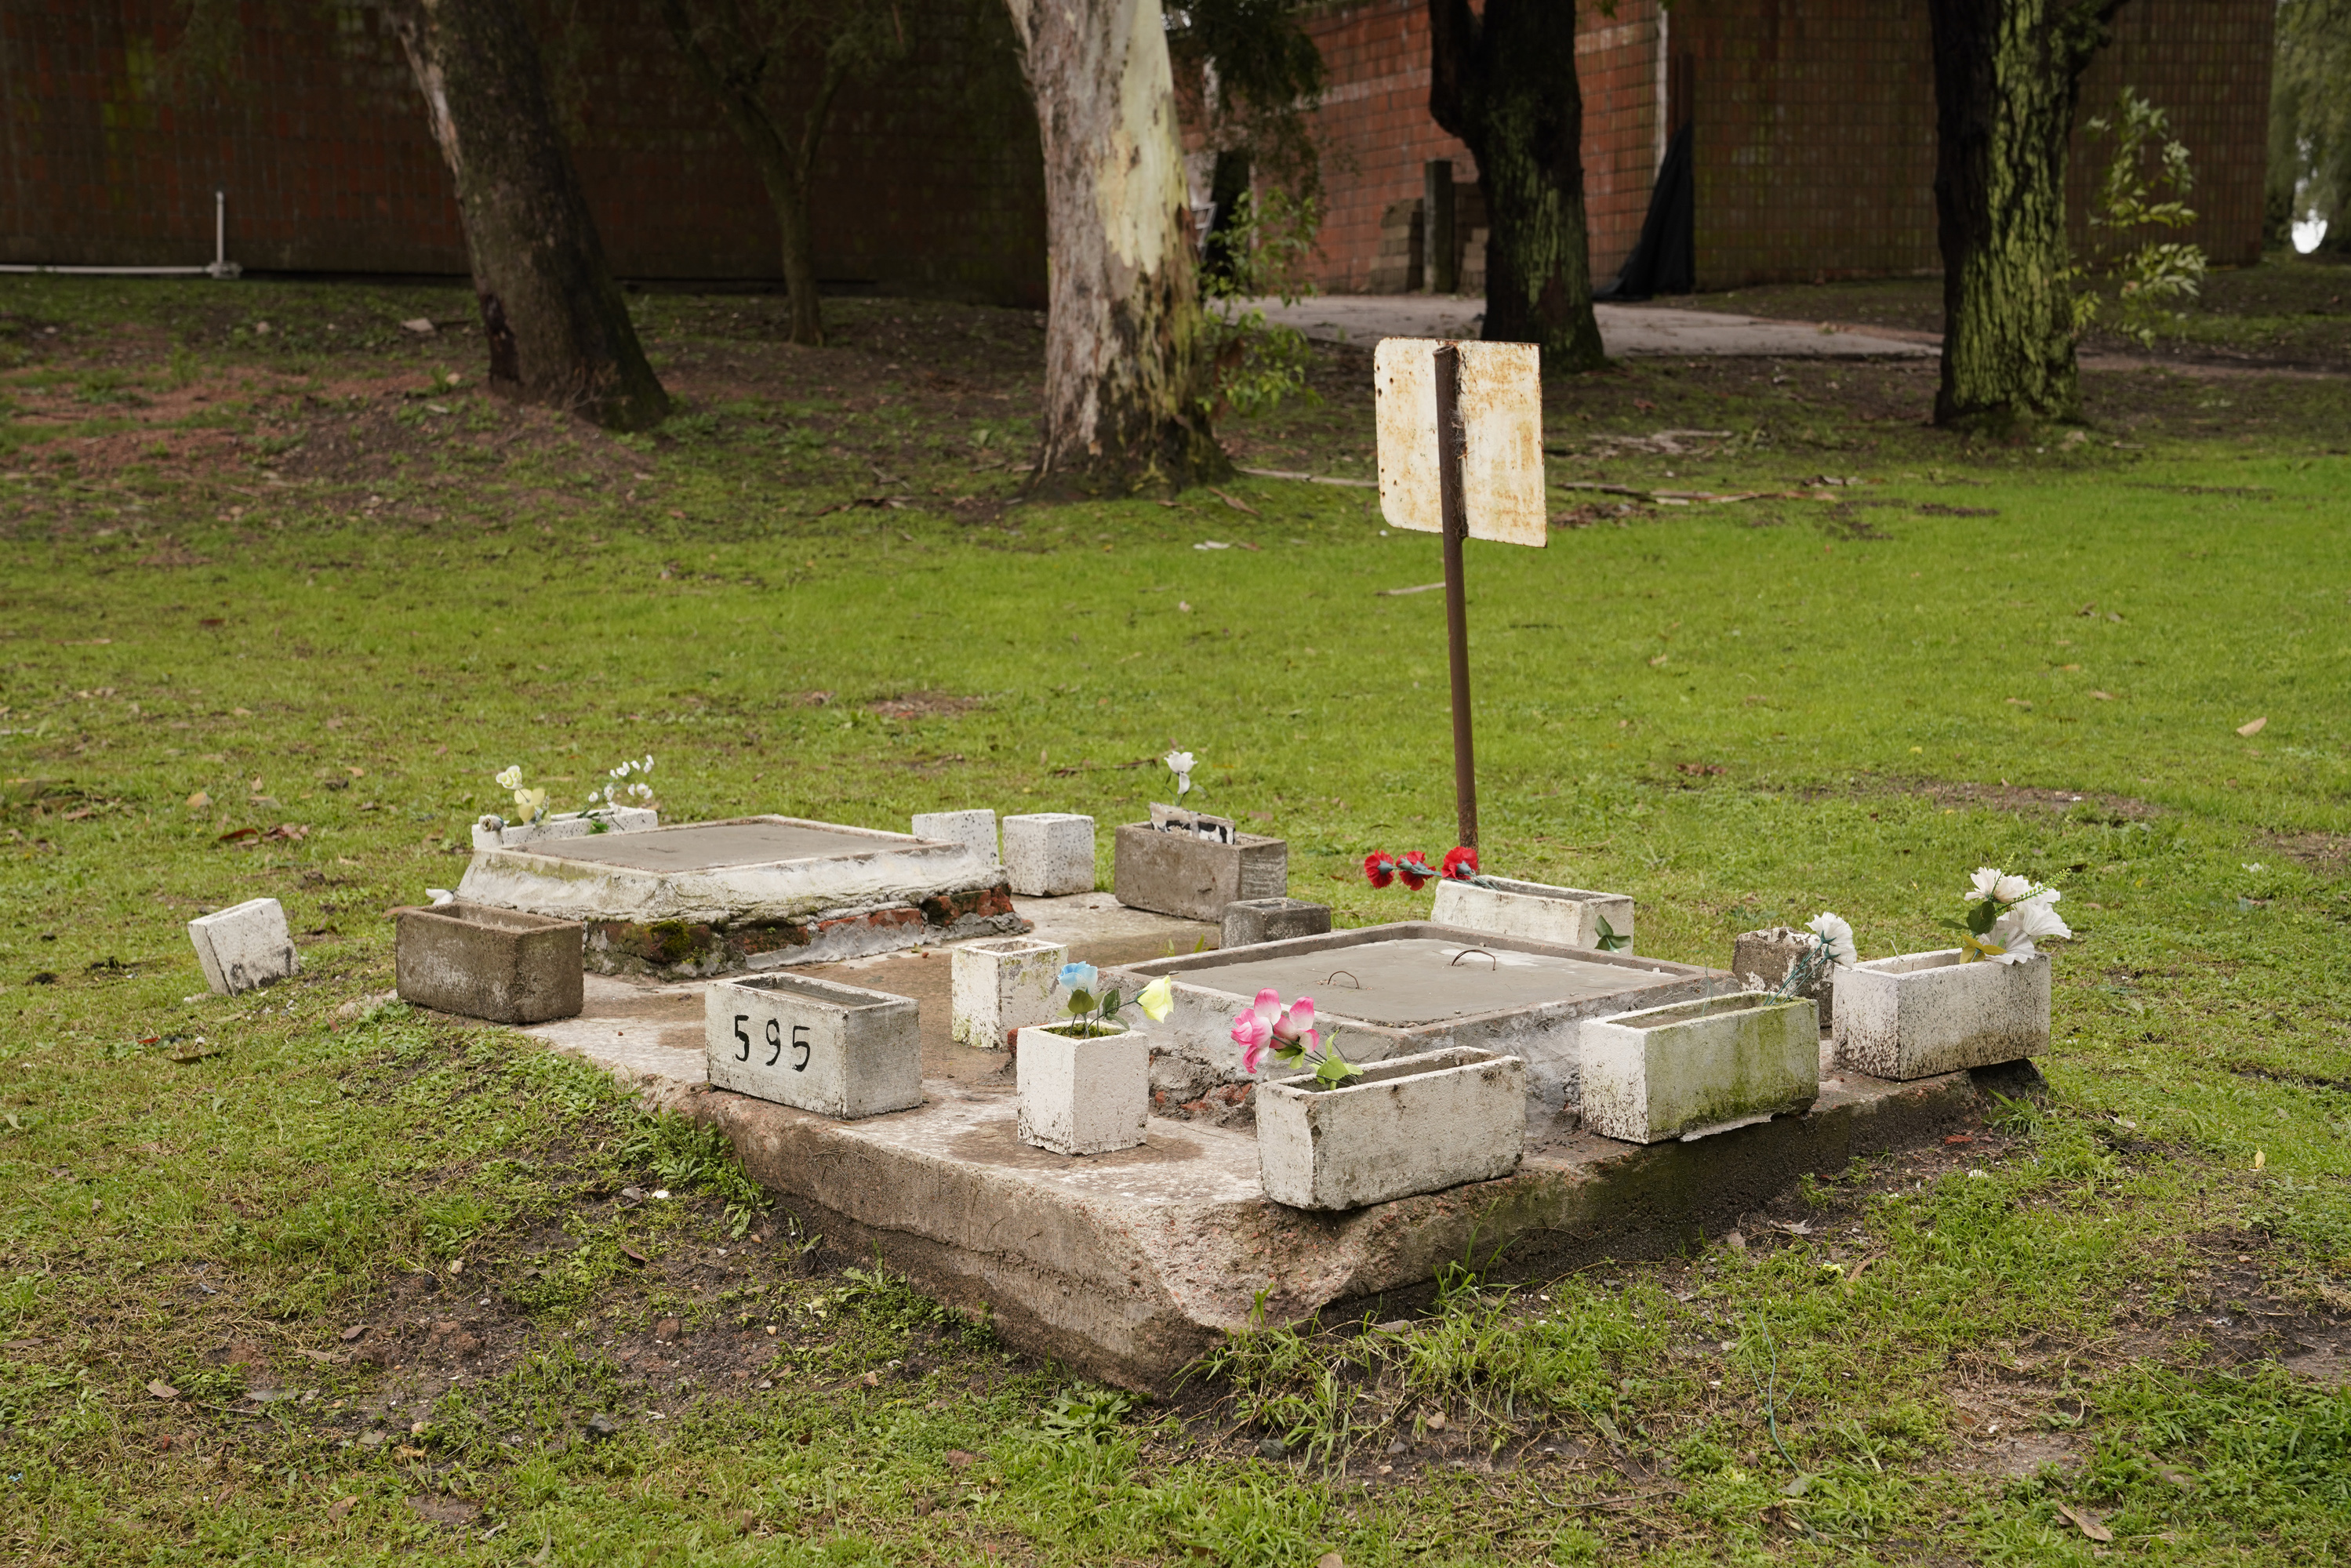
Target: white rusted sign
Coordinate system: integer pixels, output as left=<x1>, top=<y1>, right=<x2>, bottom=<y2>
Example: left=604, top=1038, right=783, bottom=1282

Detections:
left=1372, top=338, right=1546, bottom=547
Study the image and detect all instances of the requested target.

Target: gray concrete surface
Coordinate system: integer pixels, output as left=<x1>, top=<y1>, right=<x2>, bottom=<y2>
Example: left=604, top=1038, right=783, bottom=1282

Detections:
left=1245, top=294, right=1935, bottom=359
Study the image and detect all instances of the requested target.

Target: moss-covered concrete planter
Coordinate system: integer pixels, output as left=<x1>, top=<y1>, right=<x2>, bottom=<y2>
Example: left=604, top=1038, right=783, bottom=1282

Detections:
left=1833, top=950, right=2049, bottom=1080
left=1016, top=1023, right=1150, bottom=1156
left=1430, top=877, right=1635, bottom=951
left=1579, top=993, right=1819, bottom=1144
left=1255, top=1046, right=1526, bottom=1210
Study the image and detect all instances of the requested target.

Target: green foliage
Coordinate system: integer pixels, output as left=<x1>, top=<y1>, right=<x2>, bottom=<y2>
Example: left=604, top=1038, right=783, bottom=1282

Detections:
left=1034, top=1381, right=1136, bottom=1445
left=2269, top=0, right=2351, bottom=249
left=616, top=1111, right=767, bottom=1236
left=1202, top=187, right=1323, bottom=418
left=2076, top=89, right=2210, bottom=347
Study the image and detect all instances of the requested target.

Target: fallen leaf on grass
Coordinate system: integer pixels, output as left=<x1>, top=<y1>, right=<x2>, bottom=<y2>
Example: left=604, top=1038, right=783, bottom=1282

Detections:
left=261, top=822, right=309, bottom=842
left=1943, top=1133, right=1975, bottom=1145
left=618, top=1241, right=649, bottom=1266
left=2236, top=717, right=2267, bottom=737
left=1374, top=583, right=1444, bottom=597
left=147, top=1379, right=180, bottom=1400
left=2088, top=690, right=2117, bottom=701
left=327, top=1497, right=357, bottom=1522
left=296, top=1347, right=346, bottom=1364
left=340, top=1324, right=369, bottom=1341
left=1208, top=488, right=1259, bottom=517
left=2054, top=1501, right=2113, bottom=1543
left=945, top=1450, right=979, bottom=1468
left=216, top=827, right=259, bottom=844
left=185, top=792, right=210, bottom=809
left=2155, top=1464, right=2197, bottom=1488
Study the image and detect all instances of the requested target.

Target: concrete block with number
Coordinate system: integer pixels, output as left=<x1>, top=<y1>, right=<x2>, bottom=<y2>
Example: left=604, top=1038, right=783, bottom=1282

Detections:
left=912, top=809, right=998, bottom=863
left=1001, top=813, right=1096, bottom=896
left=950, top=935, right=1069, bottom=1051
left=187, top=897, right=299, bottom=995
left=394, top=901, right=582, bottom=1024
left=1219, top=897, right=1332, bottom=949
left=705, top=972, right=922, bottom=1120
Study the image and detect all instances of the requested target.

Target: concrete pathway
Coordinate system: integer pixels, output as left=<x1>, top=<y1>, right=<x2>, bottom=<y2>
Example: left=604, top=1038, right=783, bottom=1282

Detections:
left=1244, top=293, right=1935, bottom=359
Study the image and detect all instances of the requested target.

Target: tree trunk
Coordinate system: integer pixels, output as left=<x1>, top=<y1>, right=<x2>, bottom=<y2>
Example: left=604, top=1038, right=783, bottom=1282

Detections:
left=1427, top=0, right=1607, bottom=372
left=1928, top=0, right=2126, bottom=430
left=383, top=0, right=669, bottom=430
left=1003, top=0, right=1226, bottom=493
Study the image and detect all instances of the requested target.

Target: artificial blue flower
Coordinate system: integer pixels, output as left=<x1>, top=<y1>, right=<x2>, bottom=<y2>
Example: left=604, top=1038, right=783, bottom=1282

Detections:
left=1058, top=961, right=1099, bottom=993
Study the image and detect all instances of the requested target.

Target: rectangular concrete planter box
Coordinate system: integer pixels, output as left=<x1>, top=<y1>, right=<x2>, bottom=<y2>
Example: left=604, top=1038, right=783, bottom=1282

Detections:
left=705, top=972, right=921, bottom=1119
left=1430, top=877, right=1635, bottom=951
left=1833, top=950, right=2050, bottom=1080
left=1256, top=1046, right=1527, bottom=1210
left=188, top=897, right=299, bottom=995
left=1580, top=993, right=1820, bottom=1145
left=1112, top=822, right=1287, bottom=922
left=395, top=901, right=583, bottom=1023
left=1220, top=897, right=1332, bottom=949
left=1016, top=1023, right=1150, bottom=1155
left=950, top=935, right=1069, bottom=1051
left=472, top=806, right=656, bottom=852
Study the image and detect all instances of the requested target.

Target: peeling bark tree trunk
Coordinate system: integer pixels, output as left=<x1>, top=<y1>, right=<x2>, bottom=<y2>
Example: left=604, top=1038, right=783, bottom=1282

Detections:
left=1428, top=0, right=1606, bottom=372
left=1928, top=0, right=2126, bottom=430
left=1004, top=0, right=1226, bottom=493
left=383, top=0, right=669, bottom=430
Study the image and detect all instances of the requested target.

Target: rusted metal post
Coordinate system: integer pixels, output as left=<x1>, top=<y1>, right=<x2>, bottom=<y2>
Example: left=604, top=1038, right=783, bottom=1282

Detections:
left=1432, top=343, right=1477, bottom=849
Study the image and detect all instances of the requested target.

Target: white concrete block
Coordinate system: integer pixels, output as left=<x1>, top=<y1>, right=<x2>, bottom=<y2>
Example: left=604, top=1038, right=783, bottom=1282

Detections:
left=1833, top=949, right=2049, bottom=1080
left=188, top=897, right=299, bottom=995
left=1255, top=1046, right=1526, bottom=1210
left=1431, top=877, right=1635, bottom=951
left=1579, top=994, right=1819, bottom=1145
left=950, top=935, right=1069, bottom=1051
left=1001, top=813, right=1096, bottom=896
left=474, top=807, right=657, bottom=852
left=1016, top=1023, right=1148, bottom=1154
left=913, top=809, right=997, bottom=862
left=706, top=971, right=922, bottom=1119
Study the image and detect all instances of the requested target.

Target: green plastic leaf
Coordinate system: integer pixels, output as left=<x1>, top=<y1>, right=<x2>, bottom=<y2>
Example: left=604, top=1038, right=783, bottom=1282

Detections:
left=1066, top=989, right=1095, bottom=1015
left=1102, top=989, right=1122, bottom=1018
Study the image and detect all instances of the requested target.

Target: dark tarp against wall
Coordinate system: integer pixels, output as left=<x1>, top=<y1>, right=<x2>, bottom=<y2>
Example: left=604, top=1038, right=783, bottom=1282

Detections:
left=1597, top=123, right=1693, bottom=300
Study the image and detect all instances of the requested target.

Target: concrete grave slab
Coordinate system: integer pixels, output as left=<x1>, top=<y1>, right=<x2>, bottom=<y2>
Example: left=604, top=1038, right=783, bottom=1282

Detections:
left=1002, top=813, right=1096, bottom=896
left=1106, top=923, right=1727, bottom=1127
left=1113, top=823, right=1288, bottom=921
left=705, top=971, right=921, bottom=1119
left=188, top=897, right=299, bottom=995
left=454, top=815, right=1022, bottom=979
left=523, top=934, right=2009, bottom=1392
left=472, top=806, right=656, bottom=853
left=395, top=901, right=583, bottom=1023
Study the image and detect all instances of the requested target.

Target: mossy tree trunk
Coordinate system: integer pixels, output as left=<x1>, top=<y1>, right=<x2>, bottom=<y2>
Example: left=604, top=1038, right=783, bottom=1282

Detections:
left=1003, top=0, right=1226, bottom=493
left=1427, top=0, right=1607, bottom=372
left=1928, top=0, right=2127, bottom=430
left=382, top=0, right=668, bottom=431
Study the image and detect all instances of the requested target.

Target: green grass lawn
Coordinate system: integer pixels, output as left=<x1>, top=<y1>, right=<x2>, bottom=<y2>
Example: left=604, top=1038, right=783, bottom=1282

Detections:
left=2, top=275, right=2349, bottom=1564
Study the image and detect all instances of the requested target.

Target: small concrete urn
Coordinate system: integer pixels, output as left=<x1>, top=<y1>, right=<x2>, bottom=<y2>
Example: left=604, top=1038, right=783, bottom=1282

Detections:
left=1255, top=1046, right=1527, bottom=1210
left=1015, top=1023, right=1151, bottom=1155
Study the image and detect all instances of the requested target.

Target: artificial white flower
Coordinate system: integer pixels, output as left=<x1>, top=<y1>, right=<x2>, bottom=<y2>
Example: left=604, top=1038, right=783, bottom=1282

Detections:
left=1986, top=899, right=2073, bottom=963
left=496, top=764, right=524, bottom=790
left=426, top=887, right=456, bottom=906
left=1165, top=750, right=1196, bottom=797
left=1805, top=912, right=1858, bottom=967
left=1966, top=866, right=2004, bottom=901
left=1993, top=872, right=2035, bottom=905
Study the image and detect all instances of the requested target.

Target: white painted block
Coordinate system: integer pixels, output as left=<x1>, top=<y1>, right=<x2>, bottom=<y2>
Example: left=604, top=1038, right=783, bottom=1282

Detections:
left=1016, top=1023, right=1148, bottom=1154
left=1833, top=949, right=2049, bottom=1080
left=188, top=897, right=299, bottom=995
left=705, top=971, right=922, bottom=1120
left=912, top=809, right=997, bottom=862
left=950, top=935, right=1069, bottom=1051
left=1001, top=813, right=1096, bottom=896
left=1579, top=994, right=1819, bottom=1145
left=474, top=808, right=658, bottom=852
left=1255, top=1047, right=1526, bottom=1210
left=1431, top=877, right=1635, bottom=951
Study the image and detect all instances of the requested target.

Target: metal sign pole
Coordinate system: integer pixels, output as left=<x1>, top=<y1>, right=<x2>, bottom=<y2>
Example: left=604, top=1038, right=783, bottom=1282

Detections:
left=1432, top=343, right=1477, bottom=849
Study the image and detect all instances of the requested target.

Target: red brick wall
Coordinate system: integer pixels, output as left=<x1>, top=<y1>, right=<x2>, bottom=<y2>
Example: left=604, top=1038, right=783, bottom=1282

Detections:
left=0, top=0, right=1047, bottom=304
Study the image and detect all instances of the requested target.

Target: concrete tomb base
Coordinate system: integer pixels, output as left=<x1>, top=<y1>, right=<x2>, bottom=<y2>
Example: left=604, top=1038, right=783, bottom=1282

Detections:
left=188, top=898, right=299, bottom=995
left=395, top=901, right=583, bottom=1024
left=1220, top=897, right=1333, bottom=949
left=454, top=816, right=1023, bottom=979
left=911, top=810, right=997, bottom=862
left=1431, top=877, right=1637, bottom=952
left=1113, top=822, right=1288, bottom=921
left=1255, top=1046, right=1526, bottom=1210
left=1835, top=950, right=2049, bottom=1080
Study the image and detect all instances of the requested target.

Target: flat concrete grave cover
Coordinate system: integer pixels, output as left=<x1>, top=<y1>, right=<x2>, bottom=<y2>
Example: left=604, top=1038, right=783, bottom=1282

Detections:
left=456, top=815, right=1022, bottom=977
left=1112, top=922, right=1726, bottom=1127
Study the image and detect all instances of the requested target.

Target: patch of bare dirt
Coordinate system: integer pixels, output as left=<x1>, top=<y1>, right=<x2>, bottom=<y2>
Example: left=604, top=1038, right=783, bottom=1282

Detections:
left=866, top=691, right=985, bottom=720
left=2265, top=831, right=2349, bottom=874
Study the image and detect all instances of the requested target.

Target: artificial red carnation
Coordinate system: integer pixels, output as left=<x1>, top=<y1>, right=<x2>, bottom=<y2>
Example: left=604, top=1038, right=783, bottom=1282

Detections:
left=1362, top=851, right=1397, bottom=888
left=1441, top=846, right=1479, bottom=880
left=1397, top=852, right=1435, bottom=891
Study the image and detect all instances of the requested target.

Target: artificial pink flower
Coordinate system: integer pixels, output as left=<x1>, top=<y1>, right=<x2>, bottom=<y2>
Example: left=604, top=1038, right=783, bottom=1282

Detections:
left=1230, top=1010, right=1271, bottom=1051
left=1441, top=846, right=1478, bottom=880
left=1277, top=997, right=1316, bottom=1041
left=1241, top=1037, right=1266, bottom=1075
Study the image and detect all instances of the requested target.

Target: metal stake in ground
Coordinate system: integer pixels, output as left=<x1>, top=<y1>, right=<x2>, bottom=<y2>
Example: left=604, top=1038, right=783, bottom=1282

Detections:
left=1432, top=343, right=1477, bottom=847
left=1372, top=337, right=1546, bottom=855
